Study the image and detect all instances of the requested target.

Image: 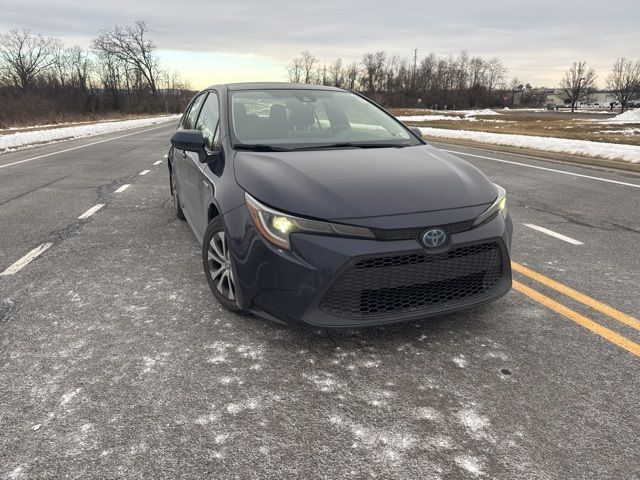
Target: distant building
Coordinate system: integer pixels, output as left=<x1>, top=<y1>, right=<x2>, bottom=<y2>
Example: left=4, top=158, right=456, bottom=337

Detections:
left=513, top=88, right=624, bottom=109
left=542, top=89, right=619, bottom=108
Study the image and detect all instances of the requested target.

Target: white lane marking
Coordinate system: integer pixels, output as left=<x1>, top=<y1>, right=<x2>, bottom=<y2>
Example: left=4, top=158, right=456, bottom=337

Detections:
left=523, top=223, right=584, bottom=245
left=114, top=184, right=130, bottom=193
left=0, top=123, right=174, bottom=170
left=163, top=154, right=168, bottom=158
left=1, top=243, right=53, bottom=275
left=442, top=149, right=640, bottom=189
left=153, top=160, right=162, bottom=165
left=78, top=203, right=105, bottom=219
left=139, top=170, right=150, bottom=176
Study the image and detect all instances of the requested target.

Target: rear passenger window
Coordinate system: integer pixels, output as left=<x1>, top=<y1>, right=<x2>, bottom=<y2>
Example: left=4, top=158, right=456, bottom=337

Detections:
left=183, top=93, right=206, bottom=129
left=196, top=92, right=220, bottom=150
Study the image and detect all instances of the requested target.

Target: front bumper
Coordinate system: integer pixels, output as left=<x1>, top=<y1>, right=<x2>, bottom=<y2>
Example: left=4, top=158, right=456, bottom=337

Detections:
left=224, top=205, right=513, bottom=327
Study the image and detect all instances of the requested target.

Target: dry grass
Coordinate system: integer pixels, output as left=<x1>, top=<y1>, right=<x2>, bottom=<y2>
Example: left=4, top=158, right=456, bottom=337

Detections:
left=389, top=108, right=640, bottom=146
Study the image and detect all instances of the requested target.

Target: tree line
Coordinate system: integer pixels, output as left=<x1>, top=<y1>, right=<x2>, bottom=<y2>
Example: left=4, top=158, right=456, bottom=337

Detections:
left=288, top=51, right=640, bottom=113
left=0, top=21, right=193, bottom=127
left=288, top=50, right=510, bottom=109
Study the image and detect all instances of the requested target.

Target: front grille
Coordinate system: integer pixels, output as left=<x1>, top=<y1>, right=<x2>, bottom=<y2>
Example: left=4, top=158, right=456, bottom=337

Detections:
left=371, top=219, right=474, bottom=241
left=320, top=242, right=504, bottom=319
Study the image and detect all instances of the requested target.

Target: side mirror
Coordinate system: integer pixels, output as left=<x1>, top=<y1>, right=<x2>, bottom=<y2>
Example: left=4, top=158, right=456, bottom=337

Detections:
left=171, top=130, right=223, bottom=163
left=171, top=129, right=205, bottom=154
left=409, top=126, right=423, bottom=139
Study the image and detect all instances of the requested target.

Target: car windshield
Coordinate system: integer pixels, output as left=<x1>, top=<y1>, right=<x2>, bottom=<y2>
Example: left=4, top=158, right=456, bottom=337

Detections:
left=229, top=89, right=420, bottom=150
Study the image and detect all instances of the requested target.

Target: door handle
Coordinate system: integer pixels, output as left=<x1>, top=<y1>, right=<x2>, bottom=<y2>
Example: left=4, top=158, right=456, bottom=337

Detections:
left=202, top=179, right=211, bottom=189
left=181, top=150, right=187, bottom=158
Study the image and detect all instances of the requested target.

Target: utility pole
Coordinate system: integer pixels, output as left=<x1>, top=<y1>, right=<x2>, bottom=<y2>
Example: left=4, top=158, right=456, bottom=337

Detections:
left=412, top=48, right=418, bottom=105
left=412, top=49, right=418, bottom=86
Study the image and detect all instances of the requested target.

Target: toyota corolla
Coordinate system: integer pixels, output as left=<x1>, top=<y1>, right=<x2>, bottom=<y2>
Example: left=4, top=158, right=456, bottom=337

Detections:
left=168, top=83, right=513, bottom=327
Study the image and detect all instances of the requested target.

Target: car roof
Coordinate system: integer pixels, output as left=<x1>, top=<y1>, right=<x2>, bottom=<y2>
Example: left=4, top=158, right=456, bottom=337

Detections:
left=204, top=82, right=345, bottom=92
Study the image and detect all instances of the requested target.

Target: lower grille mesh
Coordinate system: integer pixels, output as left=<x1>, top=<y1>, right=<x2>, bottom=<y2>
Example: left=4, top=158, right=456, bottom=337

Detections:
left=320, top=242, right=504, bottom=319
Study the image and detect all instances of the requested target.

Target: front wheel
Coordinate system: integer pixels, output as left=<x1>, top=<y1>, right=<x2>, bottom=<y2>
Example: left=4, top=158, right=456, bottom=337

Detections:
left=202, top=217, right=249, bottom=315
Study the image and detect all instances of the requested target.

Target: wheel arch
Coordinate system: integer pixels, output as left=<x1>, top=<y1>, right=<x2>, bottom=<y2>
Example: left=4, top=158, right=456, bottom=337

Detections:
left=208, top=202, right=221, bottom=222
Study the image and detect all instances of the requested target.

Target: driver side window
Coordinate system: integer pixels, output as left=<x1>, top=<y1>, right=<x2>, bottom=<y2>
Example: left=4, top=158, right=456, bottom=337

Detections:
left=183, top=93, right=206, bottom=130
left=196, top=92, right=220, bottom=150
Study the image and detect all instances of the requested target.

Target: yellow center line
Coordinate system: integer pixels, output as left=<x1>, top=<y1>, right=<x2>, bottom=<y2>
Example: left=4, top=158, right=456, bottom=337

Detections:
left=512, top=261, right=640, bottom=331
left=512, top=281, right=640, bottom=358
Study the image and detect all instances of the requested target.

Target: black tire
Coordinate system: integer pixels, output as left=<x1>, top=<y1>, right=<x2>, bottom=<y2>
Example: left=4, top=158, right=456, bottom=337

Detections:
left=171, top=167, right=186, bottom=220
left=202, top=216, right=250, bottom=315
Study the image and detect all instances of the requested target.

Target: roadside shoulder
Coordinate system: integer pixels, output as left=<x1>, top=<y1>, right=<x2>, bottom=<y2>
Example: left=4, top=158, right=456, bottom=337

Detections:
left=424, top=136, right=640, bottom=173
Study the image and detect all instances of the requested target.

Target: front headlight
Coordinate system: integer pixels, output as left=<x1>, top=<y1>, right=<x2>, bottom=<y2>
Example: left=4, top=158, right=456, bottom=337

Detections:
left=245, top=193, right=374, bottom=250
left=473, top=185, right=507, bottom=227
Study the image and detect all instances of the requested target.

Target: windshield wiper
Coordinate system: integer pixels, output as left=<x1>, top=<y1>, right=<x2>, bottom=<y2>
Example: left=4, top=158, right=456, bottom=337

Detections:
left=233, top=144, right=293, bottom=152
left=291, top=142, right=411, bottom=151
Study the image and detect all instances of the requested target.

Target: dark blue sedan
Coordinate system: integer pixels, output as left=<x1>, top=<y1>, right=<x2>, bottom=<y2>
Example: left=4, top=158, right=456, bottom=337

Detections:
left=168, top=83, right=512, bottom=327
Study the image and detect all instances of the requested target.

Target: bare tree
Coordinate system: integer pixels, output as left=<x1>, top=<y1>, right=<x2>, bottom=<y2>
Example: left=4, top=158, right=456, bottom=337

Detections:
left=68, top=46, right=92, bottom=90
left=299, top=50, right=318, bottom=84
left=93, top=20, right=159, bottom=94
left=485, top=57, right=507, bottom=93
left=96, top=50, right=125, bottom=109
left=328, top=58, right=345, bottom=87
left=468, top=57, right=486, bottom=88
left=287, top=57, right=303, bottom=83
left=0, top=29, right=57, bottom=91
left=50, top=41, right=72, bottom=89
left=361, top=51, right=386, bottom=93
left=345, top=61, right=359, bottom=91
left=559, top=61, right=597, bottom=112
left=606, top=58, right=640, bottom=113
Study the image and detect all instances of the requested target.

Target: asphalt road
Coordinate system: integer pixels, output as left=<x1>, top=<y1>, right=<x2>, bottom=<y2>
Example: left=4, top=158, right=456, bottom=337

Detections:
left=1, top=124, right=639, bottom=480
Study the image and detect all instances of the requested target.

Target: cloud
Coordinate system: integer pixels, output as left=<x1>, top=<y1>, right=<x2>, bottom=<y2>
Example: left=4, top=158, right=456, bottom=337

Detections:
left=1, top=0, right=638, bottom=87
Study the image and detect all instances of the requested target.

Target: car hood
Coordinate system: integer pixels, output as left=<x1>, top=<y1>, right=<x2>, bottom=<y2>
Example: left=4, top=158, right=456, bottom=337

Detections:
left=233, top=144, right=498, bottom=222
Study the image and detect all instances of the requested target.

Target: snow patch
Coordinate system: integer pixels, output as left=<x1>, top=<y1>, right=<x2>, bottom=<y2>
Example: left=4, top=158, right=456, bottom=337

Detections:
left=7, top=465, right=25, bottom=479
left=418, top=127, right=640, bottom=163
left=207, top=355, right=227, bottom=364
left=464, top=108, right=500, bottom=117
left=195, top=412, right=219, bottom=425
left=303, top=372, right=342, bottom=392
left=142, top=357, right=156, bottom=373
left=328, top=415, right=419, bottom=462
left=455, top=454, right=484, bottom=476
left=0, top=115, right=180, bottom=152
left=225, top=399, right=259, bottom=415
left=236, top=344, right=263, bottom=360
left=456, top=408, right=490, bottom=434
left=452, top=355, right=468, bottom=368
left=361, top=389, right=395, bottom=407
left=60, top=388, right=81, bottom=406
left=415, top=406, right=441, bottom=421
left=397, top=115, right=466, bottom=122
left=360, top=359, right=380, bottom=368
left=603, top=108, right=640, bottom=124
left=597, top=128, right=640, bottom=135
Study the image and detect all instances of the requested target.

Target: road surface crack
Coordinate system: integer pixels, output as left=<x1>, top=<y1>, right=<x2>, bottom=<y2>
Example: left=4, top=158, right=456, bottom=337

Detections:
left=0, top=175, right=71, bottom=206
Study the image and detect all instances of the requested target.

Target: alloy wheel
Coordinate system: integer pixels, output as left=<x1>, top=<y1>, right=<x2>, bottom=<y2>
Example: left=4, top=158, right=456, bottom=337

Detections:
left=207, top=231, right=235, bottom=300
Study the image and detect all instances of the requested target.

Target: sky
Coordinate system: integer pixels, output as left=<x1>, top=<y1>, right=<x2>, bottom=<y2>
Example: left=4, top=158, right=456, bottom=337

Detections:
left=1, top=0, right=639, bottom=90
